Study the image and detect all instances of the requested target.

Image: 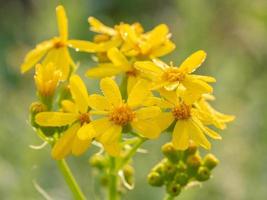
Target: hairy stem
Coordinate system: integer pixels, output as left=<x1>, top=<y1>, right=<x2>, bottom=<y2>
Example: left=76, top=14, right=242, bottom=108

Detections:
left=57, top=159, right=86, bottom=200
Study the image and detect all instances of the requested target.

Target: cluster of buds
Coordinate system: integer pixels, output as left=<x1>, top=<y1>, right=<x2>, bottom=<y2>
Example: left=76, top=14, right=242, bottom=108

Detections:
left=147, top=142, right=219, bottom=197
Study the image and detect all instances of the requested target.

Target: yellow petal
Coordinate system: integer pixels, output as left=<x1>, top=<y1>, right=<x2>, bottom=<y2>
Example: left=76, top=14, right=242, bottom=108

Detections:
left=143, top=96, right=173, bottom=109
left=21, top=40, right=53, bottom=73
left=68, top=40, right=99, bottom=52
left=51, top=123, right=79, bottom=160
left=134, top=61, right=163, bottom=79
left=70, top=75, right=89, bottom=113
left=179, top=50, right=207, bottom=73
left=172, top=121, right=190, bottom=150
left=107, top=47, right=132, bottom=71
left=71, top=135, right=91, bottom=156
left=97, top=37, right=122, bottom=52
left=77, top=123, right=96, bottom=140
left=86, top=64, right=123, bottom=78
left=100, top=78, right=122, bottom=106
left=159, top=88, right=178, bottom=105
left=88, top=94, right=111, bottom=111
left=88, top=16, right=116, bottom=35
left=103, top=142, right=121, bottom=157
left=204, top=127, right=222, bottom=140
left=61, top=100, right=78, bottom=113
left=149, top=40, right=176, bottom=58
left=98, top=125, right=122, bottom=145
left=189, top=118, right=211, bottom=149
left=135, top=106, right=161, bottom=120
left=127, top=79, right=151, bottom=108
left=190, top=75, right=216, bottom=83
left=155, top=112, right=174, bottom=131
left=127, top=75, right=137, bottom=95
left=36, top=112, right=78, bottom=126
left=90, top=118, right=112, bottom=137
left=131, top=119, right=161, bottom=139
left=56, top=5, right=68, bottom=41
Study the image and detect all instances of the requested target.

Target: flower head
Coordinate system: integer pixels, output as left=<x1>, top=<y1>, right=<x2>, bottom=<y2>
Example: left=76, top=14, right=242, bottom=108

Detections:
left=79, top=77, right=162, bottom=156
left=34, top=63, right=62, bottom=97
left=35, top=75, right=96, bottom=159
left=135, top=50, right=216, bottom=103
left=21, top=5, right=98, bottom=80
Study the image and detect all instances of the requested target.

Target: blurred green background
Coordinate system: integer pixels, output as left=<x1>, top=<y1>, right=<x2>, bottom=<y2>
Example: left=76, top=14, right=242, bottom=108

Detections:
left=1, top=0, right=266, bottom=199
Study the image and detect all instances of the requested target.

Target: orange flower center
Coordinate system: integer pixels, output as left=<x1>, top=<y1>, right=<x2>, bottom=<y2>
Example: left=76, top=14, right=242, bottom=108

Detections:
left=162, top=68, right=185, bottom=82
left=109, top=104, right=135, bottom=126
left=79, top=113, right=91, bottom=125
left=172, top=103, right=191, bottom=120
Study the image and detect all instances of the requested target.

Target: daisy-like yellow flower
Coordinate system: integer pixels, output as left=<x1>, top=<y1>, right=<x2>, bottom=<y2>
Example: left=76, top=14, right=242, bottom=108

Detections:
left=152, top=89, right=225, bottom=150
left=34, top=62, right=62, bottom=97
left=35, top=75, right=96, bottom=159
left=78, top=77, right=162, bottom=157
left=86, top=47, right=142, bottom=93
left=88, top=17, right=175, bottom=58
left=135, top=50, right=216, bottom=104
left=21, top=5, right=97, bottom=80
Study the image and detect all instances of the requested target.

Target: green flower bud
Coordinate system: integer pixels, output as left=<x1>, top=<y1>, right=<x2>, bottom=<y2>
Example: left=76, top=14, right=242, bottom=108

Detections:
left=89, top=154, right=107, bottom=170
left=147, top=172, right=164, bottom=187
left=185, top=142, right=198, bottom=156
left=177, top=162, right=187, bottom=173
left=196, top=166, right=211, bottom=182
left=30, top=102, right=47, bottom=115
left=162, top=160, right=177, bottom=181
left=123, top=164, right=135, bottom=185
left=203, top=154, right=219, bottom=170
left=186, top=154, right=202, bottom=169
left=166, top=182, right=181, bottom=197
left=175, top=172, right=189, bottom=186
left=152, top=162, right=165, bottom=175
left=161, top=143, right=180, bottom=163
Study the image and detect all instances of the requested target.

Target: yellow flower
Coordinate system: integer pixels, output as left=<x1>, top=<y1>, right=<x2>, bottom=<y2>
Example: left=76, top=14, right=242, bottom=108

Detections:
left=21, top=5, right=97, bottom=80
left=151, top=89, right=225, bottom=150
left=135, top=50, right=216, bottom=103
left=35, top=75, right=96, bottom=159
left=88, top=17, right=175, bottom=58
left=78, top=77, right=161, bottom=157
left=34, top=63, right=62, bottom=97
left=86, top=47, right=142, bottom=93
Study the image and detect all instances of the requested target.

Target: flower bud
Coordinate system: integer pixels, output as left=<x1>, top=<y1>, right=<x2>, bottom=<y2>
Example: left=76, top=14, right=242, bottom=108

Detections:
left=185, top=142, right=198, bottom=156
left=152, top=162, right=165, bottom=175
left=162, top=160, right=177, bottom=181
left=175, top=172, right=189, bottom=186
left=177, top=162, right=187, bottom=173
left=89, top=154, right=107, bottom=170
left=196, top=166, right=211, bottom=182
left=186, top=154, right=202, bottom=169
left=203, top=154, right=219, bottom=170
left=166, top=182, right=181, bottom=197
left=147, top=172, right=164, bottom=187
left=123, top=164, right=135, bottom=185
left=161, top=143, right=180, bottom=163
left=30, top=102, right=47, bottom=115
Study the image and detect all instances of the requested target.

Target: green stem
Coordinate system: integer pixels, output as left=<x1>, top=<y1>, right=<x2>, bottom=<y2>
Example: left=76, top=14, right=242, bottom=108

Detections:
left=117, top=137, right=147, bottom=171
left=109, top=157, right=119, bottom=200
left=57, top=159, right=86, bottom=200
left=164, top=194, right=175, bottom=200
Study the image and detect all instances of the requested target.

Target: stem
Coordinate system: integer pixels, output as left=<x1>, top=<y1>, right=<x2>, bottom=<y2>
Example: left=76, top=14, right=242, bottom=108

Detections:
left=57, top=159, right=86, bottom=200
left=117, top=137, right=147, bottom=170
left=164, top=194, right=175, bottom=200
left=109, top=157, right=119, bottom=200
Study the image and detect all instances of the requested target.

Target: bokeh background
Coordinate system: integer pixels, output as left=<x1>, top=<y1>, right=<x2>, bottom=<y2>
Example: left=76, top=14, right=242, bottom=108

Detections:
left=1, top=0, right=267, bottom=199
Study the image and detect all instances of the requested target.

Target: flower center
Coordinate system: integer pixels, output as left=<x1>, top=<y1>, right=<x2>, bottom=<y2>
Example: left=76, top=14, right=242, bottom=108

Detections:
left=126, top=68, right=138, bottom=77
left=162, top=68, right=185, bottom=82
left=53, top=38, right=66, bottom=48
left=172, top=103, right=191, bottom=120
left=109, top=104, right=135, bottom=126
left=79, top=113, right=91, bottom=125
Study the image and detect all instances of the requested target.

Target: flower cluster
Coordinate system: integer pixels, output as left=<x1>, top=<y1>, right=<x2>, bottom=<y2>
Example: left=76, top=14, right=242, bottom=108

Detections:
left=22, top=5, right=234, bottom=160
left=21, top=5, right=235, bottom=199
left=148, top=142, right=219, bottom=197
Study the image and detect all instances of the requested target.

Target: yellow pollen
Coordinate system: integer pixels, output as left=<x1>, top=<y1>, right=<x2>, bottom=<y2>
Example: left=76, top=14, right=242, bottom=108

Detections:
left=172, top=103, right=191, bottom=120
left=109, top=104, right=135, bottom=126
left=79, top=113, right=90, bottom=125
left=162, top=68, right=185, bottom=82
